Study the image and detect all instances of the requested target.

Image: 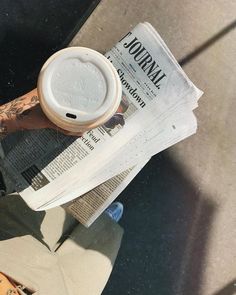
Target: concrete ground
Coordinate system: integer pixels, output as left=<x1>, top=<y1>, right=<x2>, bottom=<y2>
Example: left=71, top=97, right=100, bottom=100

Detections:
left=72, top=1, right=236, bottom=294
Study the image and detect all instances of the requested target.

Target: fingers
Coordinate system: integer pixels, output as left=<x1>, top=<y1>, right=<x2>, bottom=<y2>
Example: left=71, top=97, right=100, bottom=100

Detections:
left=32, top=104, right=83, bottom=137
left=50, top=124, right=83, bottom=137
left=61, top=130, right=83, bottom=137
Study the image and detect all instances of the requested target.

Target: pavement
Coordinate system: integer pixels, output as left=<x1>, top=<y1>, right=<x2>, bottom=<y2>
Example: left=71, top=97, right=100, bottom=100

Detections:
left=71, top=1, right=236, bottom=294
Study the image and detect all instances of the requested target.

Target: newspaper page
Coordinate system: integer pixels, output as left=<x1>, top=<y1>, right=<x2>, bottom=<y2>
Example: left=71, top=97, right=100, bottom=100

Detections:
left=0, top=22, right=202, bottom=210
left=64, top=160, right=148, bottom=227
left=63, top=111, right=196, bottom=227
left=41, top=106, right=197, bottom=211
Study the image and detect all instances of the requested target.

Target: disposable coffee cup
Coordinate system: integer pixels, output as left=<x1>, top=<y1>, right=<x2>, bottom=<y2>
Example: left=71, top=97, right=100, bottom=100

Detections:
left=37, top=47, right=122, bottom=133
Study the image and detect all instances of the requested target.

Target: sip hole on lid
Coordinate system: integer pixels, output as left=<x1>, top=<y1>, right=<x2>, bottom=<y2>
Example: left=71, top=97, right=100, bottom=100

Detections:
left=66, top=113, right=77, bottom=119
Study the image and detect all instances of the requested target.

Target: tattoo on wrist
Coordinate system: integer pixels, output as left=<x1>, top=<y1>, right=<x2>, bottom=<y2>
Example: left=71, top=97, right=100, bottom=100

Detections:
left=0, top=95, right=39, bottom=139
left=0, top=95, right=39, bottom=120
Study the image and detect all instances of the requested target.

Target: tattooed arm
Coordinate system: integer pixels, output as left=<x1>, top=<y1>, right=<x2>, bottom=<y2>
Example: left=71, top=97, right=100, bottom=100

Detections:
left=0, top=88, right=81, bottom=140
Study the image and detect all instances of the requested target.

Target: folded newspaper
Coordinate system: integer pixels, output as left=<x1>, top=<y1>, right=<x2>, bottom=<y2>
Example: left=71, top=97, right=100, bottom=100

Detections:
left=0, top=23, right=203, bottom=227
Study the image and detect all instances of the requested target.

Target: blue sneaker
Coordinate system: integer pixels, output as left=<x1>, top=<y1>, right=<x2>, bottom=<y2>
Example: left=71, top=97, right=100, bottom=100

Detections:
left=105, top=202, right=124, bottom=223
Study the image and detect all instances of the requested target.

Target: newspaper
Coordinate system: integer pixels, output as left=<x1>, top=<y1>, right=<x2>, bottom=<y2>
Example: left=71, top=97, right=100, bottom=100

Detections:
left=0, top=22, right=203, bottom=226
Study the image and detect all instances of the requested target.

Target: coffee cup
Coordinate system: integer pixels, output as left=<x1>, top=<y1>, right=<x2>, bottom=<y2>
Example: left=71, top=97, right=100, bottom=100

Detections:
left=37, top=47, right=121, bottom=133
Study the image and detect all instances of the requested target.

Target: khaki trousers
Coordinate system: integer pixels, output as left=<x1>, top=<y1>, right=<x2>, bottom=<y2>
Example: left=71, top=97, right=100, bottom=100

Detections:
left=0, top=193, right=123, bottom=295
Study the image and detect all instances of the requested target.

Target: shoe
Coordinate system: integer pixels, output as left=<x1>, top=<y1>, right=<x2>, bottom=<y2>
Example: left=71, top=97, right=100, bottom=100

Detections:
left=105, top=202, right=124, bottom=223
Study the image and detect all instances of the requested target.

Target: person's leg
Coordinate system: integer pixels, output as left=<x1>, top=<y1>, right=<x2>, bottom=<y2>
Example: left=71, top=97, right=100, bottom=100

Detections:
left=0, top=193, right=124, bottom=294
left=56, top=213, right=123, bottom=295
left=0, top=193, right=70, bottom=294
left=0, top=192, right=78, bottom=251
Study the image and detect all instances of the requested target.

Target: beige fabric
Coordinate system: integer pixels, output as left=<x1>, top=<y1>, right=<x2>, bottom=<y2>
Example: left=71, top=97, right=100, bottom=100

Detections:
left=0, top=193, right=123, bottom=295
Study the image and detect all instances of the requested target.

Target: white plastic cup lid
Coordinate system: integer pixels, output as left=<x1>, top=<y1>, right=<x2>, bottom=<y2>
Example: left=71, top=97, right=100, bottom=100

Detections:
left=37, top=47, right=122, bottom=132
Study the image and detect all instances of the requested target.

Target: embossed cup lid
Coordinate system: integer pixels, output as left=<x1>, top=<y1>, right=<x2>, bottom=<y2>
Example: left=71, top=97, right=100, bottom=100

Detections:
left=37, top=47, right=121, bottom=132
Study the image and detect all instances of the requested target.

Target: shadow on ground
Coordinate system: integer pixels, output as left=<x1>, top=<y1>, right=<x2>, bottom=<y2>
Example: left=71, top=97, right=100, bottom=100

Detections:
left=0, top=0, right=101, bottom=102
left=213, top=280, right=236, bottom=295
left=103, top=152, right=216, bottom=295
left=103, top=19, right=236, bottom=295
